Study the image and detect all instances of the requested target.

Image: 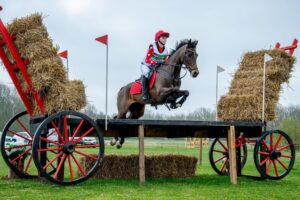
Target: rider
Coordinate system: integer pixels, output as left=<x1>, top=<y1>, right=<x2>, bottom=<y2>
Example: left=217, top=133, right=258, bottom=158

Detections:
left=140, top=30, right=170, bottom=101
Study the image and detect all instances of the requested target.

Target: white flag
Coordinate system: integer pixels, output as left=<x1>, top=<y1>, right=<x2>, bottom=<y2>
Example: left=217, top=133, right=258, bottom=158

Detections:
left=217, top=65, right=225, bottom=73
left=264, top=53, right=273, bottom=62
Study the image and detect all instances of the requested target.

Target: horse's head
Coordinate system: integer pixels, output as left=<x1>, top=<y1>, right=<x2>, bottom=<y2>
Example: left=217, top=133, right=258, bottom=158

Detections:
left=182, top=39, right=199, bottom=77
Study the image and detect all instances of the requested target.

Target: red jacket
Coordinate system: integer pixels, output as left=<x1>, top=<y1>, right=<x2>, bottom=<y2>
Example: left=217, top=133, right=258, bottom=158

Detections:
left=144, top=43, right=169, bottom=65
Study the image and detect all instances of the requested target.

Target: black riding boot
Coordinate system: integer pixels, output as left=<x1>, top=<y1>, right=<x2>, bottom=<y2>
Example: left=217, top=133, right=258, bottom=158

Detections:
left=141, top=75, right=150, bottom=101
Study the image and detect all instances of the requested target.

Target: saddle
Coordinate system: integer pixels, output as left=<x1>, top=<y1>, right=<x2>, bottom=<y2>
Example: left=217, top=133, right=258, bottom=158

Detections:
left=130, top=71, right=157, bottom=95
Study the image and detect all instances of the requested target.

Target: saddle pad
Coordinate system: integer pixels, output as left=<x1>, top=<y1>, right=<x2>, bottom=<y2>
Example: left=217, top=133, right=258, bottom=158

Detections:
left=130, top=71, right=157, bottom=95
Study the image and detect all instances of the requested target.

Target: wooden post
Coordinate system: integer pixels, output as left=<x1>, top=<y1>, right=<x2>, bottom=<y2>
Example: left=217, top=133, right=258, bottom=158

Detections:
left=138, top=125, right=145, bottom=185
left=228, top=126, right=237, bottom=184
left=199, top=138, right=202, bottom=165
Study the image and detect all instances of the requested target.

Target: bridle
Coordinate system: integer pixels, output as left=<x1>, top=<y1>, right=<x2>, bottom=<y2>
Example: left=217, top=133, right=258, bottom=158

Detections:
left=161, top=48, right=198, bottom=80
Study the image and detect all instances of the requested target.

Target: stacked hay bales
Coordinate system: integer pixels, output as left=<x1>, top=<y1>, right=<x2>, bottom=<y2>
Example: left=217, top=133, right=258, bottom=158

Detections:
left=80, top=154, right=197, bottom=179
left=218, top=49, right=296, bottom=121
left=1, top=13, right=86, bottom=115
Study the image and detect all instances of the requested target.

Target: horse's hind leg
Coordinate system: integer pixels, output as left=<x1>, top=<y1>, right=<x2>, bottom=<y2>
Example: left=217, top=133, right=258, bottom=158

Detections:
left=116, top=103, right=145, bottom=149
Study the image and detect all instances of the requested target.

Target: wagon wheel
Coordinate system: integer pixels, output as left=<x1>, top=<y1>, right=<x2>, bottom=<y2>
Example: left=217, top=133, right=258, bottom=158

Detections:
left=254, top=130, right=295, bottom=180
left=209, top=138, right=247, bottom=175
left=32, top=111, right=104, bottom=185
left=0, top=111, right=38, bottom=178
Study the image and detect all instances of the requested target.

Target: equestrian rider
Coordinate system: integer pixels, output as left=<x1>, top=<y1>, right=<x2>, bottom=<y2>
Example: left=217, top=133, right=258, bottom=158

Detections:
left=140, top=30, right=170, bottom=101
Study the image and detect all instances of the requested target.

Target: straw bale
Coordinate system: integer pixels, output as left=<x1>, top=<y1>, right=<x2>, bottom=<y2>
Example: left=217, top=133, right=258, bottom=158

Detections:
left=80, top=154, right=197, bottom=179
left=2, top=13, right=87, bottom=116
left=218, top=49, right=295, bottom=121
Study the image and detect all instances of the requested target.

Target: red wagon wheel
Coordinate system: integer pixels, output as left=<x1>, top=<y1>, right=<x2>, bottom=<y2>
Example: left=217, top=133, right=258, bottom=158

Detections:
left=0, top=111, right=38, bottom=178
left=32, top=111, right=104, bottom=185
left=209, top=137, right=247, bottom=175
left=254, top=130, right=295, bottom=180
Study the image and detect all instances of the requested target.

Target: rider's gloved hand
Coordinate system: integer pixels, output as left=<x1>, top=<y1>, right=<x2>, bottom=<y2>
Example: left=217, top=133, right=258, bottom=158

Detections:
left=156, top=60, right=165, bottom=65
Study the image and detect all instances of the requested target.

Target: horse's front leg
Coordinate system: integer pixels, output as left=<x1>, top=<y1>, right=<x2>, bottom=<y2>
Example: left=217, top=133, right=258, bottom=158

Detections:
left=170, top=90, right=190, bottom=109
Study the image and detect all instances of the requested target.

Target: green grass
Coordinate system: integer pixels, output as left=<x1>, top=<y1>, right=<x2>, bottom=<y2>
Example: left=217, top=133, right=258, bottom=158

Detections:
left=0, top=143, right=299, bottom=200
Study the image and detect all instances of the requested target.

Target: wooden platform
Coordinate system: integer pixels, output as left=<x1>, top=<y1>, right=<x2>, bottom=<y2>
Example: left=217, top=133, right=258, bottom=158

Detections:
left=96, top=119, right=264, bottom=138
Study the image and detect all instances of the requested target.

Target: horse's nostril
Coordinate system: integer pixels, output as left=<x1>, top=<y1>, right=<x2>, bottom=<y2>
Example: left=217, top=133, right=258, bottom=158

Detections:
left=192, top=71, right=199, bottom=77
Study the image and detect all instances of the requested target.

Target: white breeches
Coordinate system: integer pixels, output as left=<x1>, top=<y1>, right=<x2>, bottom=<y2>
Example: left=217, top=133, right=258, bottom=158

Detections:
left=140, top=64, right=151, bottom=78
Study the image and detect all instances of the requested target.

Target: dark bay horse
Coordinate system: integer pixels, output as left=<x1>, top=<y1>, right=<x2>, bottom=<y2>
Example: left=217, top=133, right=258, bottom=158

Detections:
left=112, top=39, right=199, bottom=148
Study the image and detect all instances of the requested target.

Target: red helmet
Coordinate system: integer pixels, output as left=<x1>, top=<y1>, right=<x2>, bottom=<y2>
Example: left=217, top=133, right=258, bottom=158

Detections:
left=155, top=30, right=170, bottom=42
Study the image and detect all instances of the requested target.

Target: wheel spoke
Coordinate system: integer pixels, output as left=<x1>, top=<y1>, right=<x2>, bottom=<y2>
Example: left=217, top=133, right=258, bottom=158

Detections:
left=217, top=139, right=228, bottom=151
left=220, top=158, right=228, bottom=172
left=71, top=154, right=86, bottom=176
left=214, top=155, right=226, bottom=164
left=74, top=150, right=99, bottom=161
left=70, top=119, right=85, bottom=142
left=24, top=155, right=33, bottom=174
left=258, top=151, right=270, bottom=156
left=213, top=149, right=226, bottom=154
left=38, top=147, right=62, bottom=152
left=51, top=121, right=65, bottom=143
left=47, top=129, right=57, bottom=138
left=73, top=127, right=95, bottom=145
left=277, top=144, right=292, bottom=152
left=273, top=160, right=279, bottom=177
left=266, top=160, right=272, bottom=175
left=274, top=134, right=283, bottom=149
left=8, top=130, right=31, bottom=142
left=11, top=148, right=32, bottom=163
left=67, top=155, right=74, bottom=181
left=281, top=154, right=293, bottom=158
left=276, top=158, right=288, bottom=170
left=260, top=156, right=270, bottom=166
left=54, top=154, right=67, bottom=180
left=43, top=152, right=63, bottom=170
left=262, top=140, right=270, bottom=151
left=17, top=119, right=32, bottom=138
left=46, top=158, right=57, bottom=170
left=270, top=133, right=273, bottom=149
left=40, top=137, right=63, bottom=146
left=64, top=116, right=69, bottom=142
left=5, top=144, right=31, bottom=150
left=75, top=144, right=100, bottom=149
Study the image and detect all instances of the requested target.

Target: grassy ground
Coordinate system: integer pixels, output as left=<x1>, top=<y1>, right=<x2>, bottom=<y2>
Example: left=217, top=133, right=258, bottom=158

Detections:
left=0, top=140, right=299, bottom=200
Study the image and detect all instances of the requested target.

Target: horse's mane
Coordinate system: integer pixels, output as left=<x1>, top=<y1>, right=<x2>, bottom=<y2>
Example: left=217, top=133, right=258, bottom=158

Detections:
left=169, top=39, right=198, bottom=57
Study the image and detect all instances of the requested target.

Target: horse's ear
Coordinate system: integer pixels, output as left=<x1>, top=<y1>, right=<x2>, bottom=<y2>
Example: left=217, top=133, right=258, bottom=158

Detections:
left=194, top=40, right=198, bottom=46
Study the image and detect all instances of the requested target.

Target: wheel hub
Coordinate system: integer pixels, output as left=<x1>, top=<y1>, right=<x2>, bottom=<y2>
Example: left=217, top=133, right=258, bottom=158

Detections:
left=63, top=142, right=75, bottom=154
left=270, top=150, right=281, bottom=160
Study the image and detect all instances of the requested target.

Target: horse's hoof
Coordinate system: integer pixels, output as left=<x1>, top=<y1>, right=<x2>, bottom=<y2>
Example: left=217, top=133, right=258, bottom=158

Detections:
left=176, top=103, right=182, bottom=108
left=110, top=138, right=117, bottom=146
left=116, top=141, right=122, bottom=149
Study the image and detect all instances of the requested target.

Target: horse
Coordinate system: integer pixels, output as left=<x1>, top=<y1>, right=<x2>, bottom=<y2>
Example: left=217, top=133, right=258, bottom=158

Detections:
left=112, top=39, right=199, bottom=148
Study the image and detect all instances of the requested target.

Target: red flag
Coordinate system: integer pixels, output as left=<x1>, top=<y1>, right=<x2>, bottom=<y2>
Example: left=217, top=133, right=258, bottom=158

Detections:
left=58, top=50, right=68, bottom=59
left=95, top=35, right=108, bottom=45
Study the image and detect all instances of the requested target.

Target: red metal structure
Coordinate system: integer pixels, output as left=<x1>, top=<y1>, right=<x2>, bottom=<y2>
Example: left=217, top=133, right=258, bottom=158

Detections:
left=275, top=38, right=298, bottom=56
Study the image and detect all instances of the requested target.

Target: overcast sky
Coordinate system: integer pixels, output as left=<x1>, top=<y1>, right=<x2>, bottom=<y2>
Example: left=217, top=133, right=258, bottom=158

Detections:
left=1, top=0, right=299, bottom=116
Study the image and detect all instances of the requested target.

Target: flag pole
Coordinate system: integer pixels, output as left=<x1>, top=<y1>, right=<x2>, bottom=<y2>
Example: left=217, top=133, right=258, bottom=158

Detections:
left=67, top=57, right=69, bottom=77
left=262, top=54, right=273, bottom=124
left=95, top=35, right=109, bottom=130
left=105, top=40, right=109, bottom=130
left=216, top=66, right=219, bottom=121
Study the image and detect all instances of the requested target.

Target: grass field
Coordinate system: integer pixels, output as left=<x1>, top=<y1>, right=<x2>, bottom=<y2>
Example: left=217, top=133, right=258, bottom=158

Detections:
left=0, top=138, right=299, bottom=200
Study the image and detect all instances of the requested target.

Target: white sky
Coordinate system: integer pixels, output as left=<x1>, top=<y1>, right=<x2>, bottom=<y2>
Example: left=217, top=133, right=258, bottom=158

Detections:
left=0, top=0, right=299, bottom=116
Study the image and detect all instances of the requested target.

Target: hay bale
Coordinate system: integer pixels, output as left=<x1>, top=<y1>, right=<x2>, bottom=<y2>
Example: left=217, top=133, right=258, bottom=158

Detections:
left=32, top=80, right=87, bottom=116
left=1, top=13, right=87, bottom=115
left=80, top=154, right=197, bottom=179
left=218, top=49, right=296, bottom=121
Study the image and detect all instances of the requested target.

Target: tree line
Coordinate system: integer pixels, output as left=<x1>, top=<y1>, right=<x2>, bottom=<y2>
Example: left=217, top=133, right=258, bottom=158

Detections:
left=0, top=83, right=299, bottom=143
